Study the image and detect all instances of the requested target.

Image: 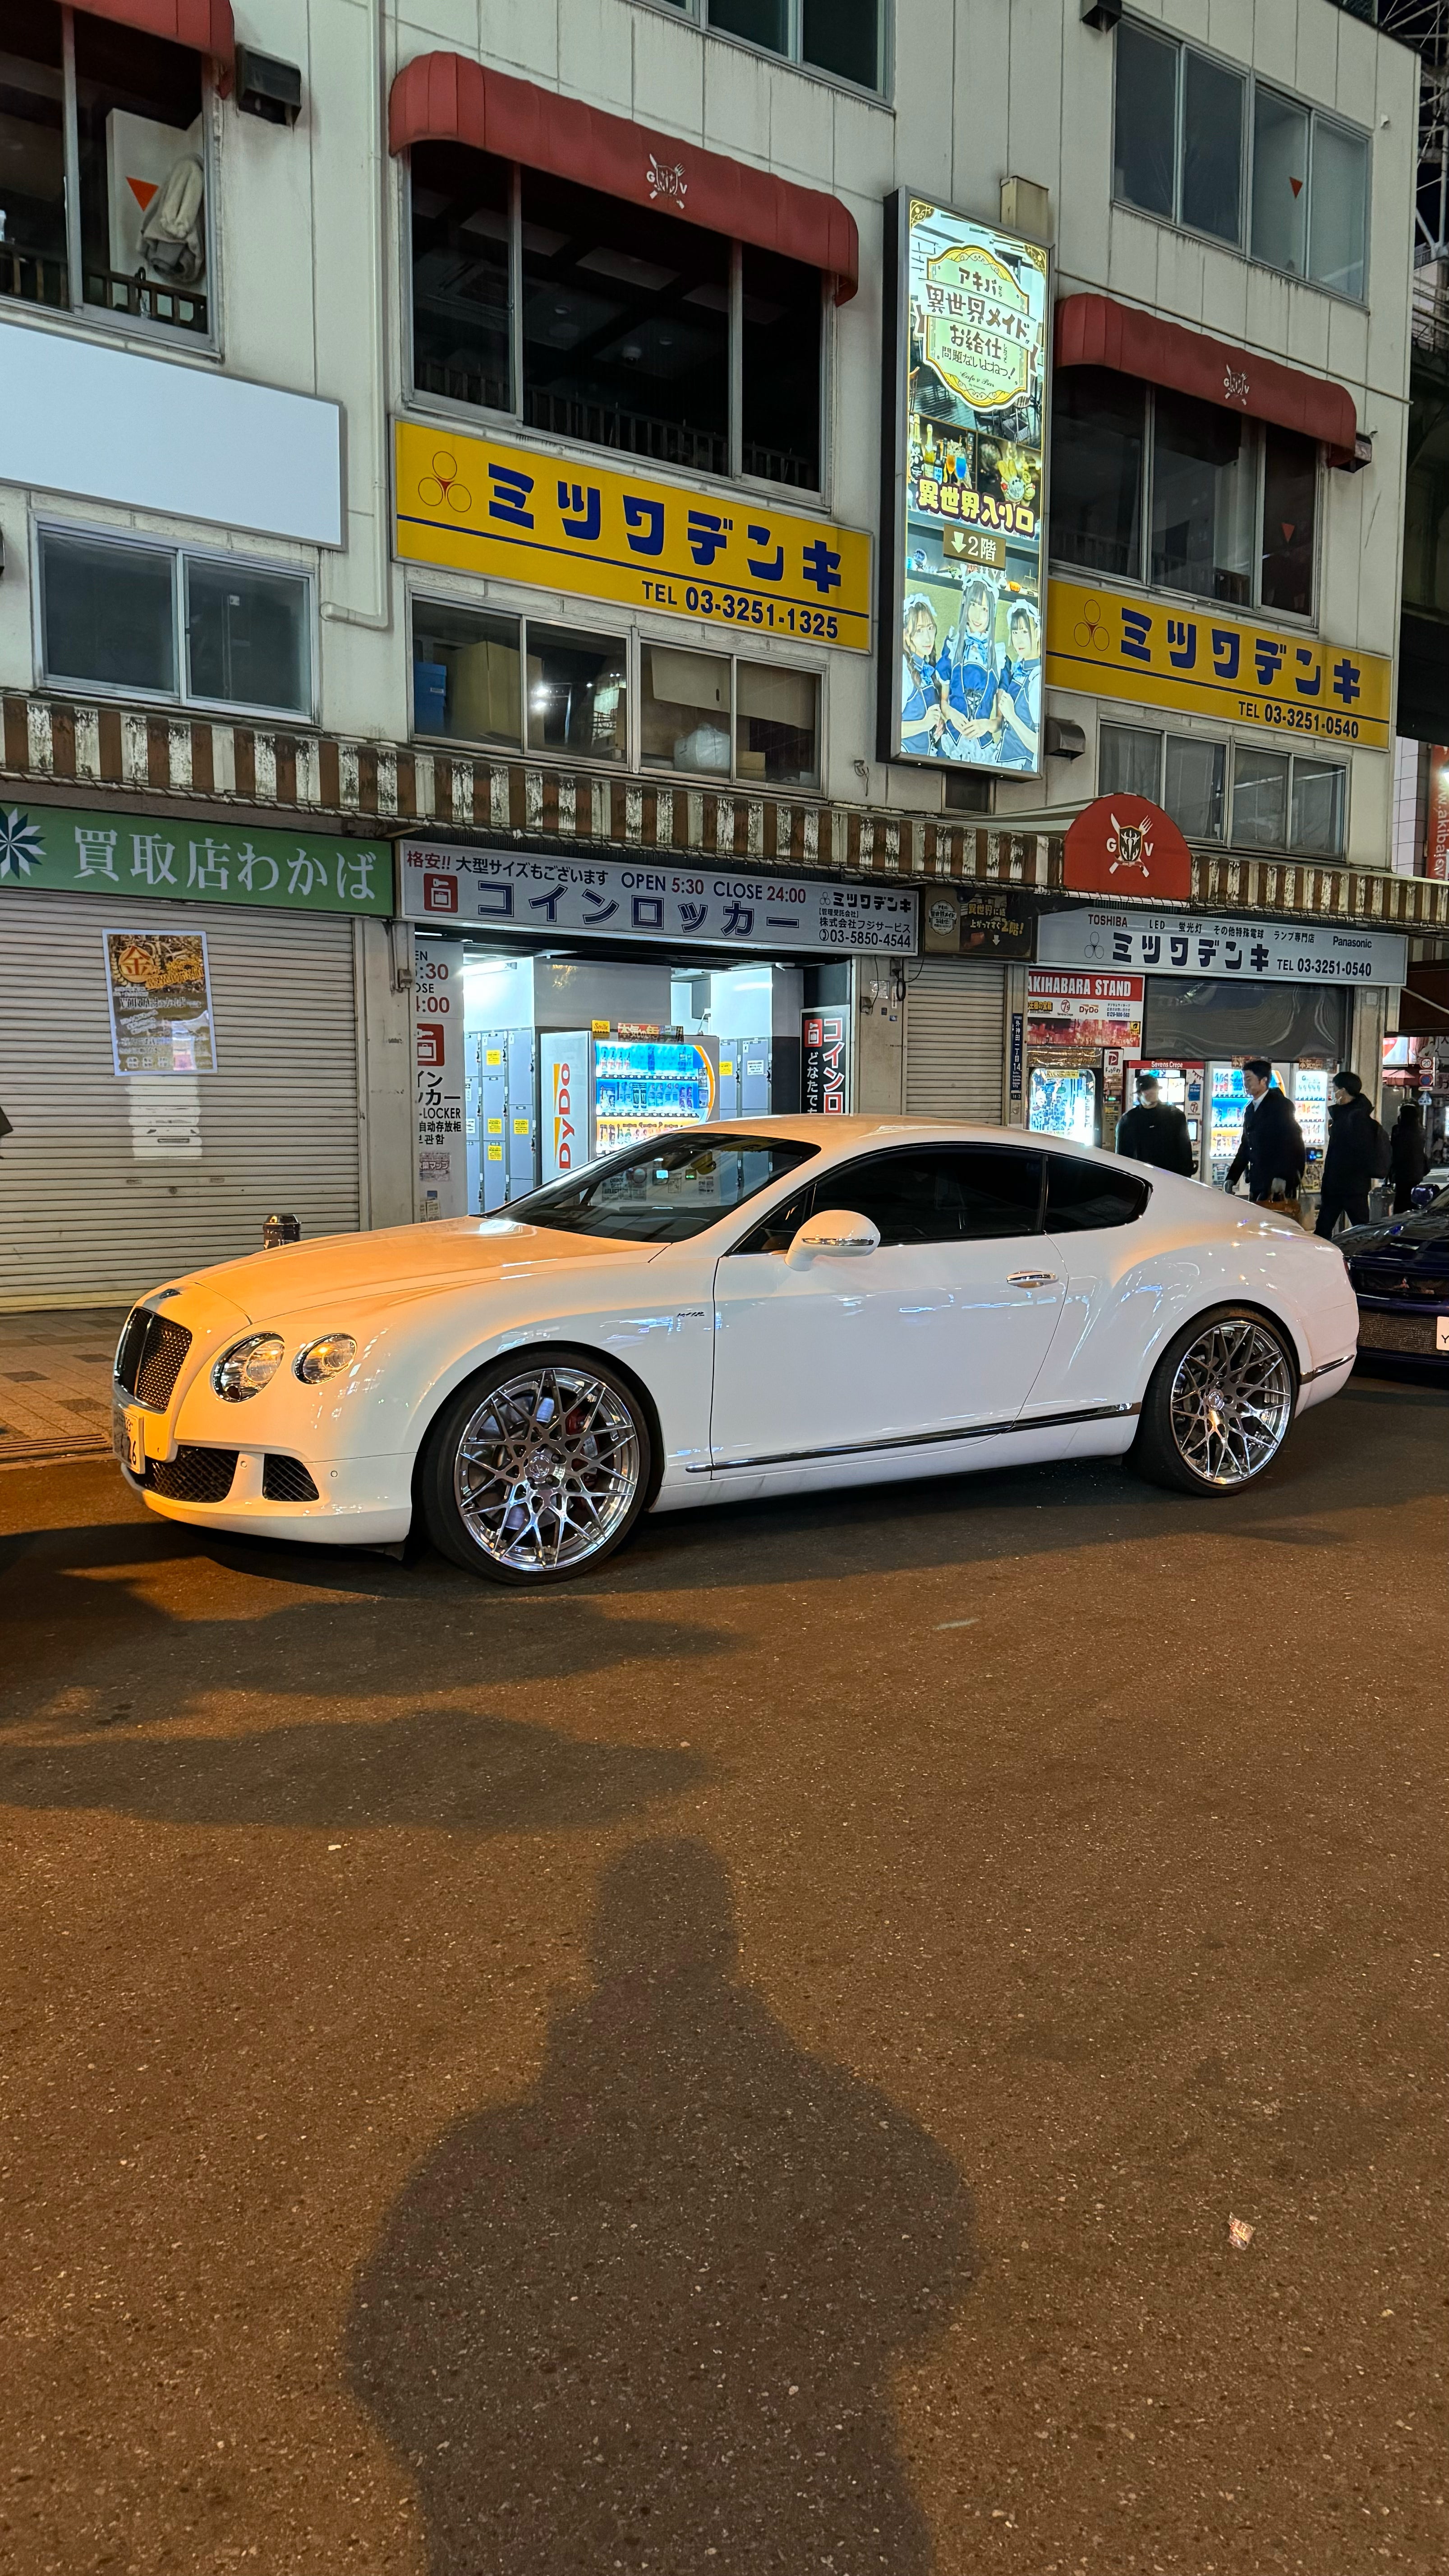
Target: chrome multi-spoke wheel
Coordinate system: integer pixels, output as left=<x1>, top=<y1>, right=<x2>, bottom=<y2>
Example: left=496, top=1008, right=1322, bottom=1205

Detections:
left=1168, top=1319, right=1293, bottom=1487
left=425, top=1358, right=649, bottom=1581
left=1134, top=1307, right=1297, bottom=1497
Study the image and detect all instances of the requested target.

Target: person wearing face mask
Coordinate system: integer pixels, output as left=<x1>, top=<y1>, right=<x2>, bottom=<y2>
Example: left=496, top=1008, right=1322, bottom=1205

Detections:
left=1224, top=1059, right=1306, bottom=1205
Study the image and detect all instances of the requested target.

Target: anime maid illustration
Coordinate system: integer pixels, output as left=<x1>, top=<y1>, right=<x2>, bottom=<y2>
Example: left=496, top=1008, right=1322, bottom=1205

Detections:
left=939, top=575, right=999, bottom=763
left=900, top=594, right=946, bottom=759
left=994, top=600, right=1041, bottom=770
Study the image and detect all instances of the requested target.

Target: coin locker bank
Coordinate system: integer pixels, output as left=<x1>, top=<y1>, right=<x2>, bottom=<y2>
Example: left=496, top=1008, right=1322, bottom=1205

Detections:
left=400, top=842, right=920, bottom=1217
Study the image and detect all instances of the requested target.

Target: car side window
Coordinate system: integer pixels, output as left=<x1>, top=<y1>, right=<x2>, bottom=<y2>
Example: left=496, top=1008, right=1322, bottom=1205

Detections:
left=1045, top=1156, right=1151, bottom=1233
left=728, top=1181, right=817, bottom=1256
left=818, top=1148, right=1045, bottom=1246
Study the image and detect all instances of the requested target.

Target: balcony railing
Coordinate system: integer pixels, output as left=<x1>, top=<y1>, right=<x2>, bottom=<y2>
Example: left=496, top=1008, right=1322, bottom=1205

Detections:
left=83, top=265, right=208, bottom=335
left=0, top=244, right=69, bottom=310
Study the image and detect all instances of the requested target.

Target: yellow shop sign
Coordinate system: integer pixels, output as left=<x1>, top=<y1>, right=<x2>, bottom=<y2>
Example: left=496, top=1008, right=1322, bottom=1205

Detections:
left=1045, top=578, right=1391, bottom=753
left=395, top=421, right=871, bottom=652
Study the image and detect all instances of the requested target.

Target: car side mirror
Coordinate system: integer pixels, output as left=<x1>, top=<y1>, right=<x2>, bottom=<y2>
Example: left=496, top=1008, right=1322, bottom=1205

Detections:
left=785, top=1210, right=881, bottom=1269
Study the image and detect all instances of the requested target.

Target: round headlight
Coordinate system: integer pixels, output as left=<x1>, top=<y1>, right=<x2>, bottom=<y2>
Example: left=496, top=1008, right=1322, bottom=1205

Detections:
left=294, top=1334, right=357, bottom=1385
left=212, top=1332, right=285, bottom=1401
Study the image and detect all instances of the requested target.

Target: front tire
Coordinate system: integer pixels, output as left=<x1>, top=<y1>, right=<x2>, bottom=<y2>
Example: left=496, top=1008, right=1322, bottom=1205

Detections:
left=419, top=1352, right=652, bottom=1584
left=1132, top=1306, right=1297, bottom=1497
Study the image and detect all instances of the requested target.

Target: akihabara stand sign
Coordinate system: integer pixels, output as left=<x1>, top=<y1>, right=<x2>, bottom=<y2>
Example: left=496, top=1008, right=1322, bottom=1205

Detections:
left=1027, top=971, right=1144, bottom=1054
left=398, top=842, right=918, bottom=955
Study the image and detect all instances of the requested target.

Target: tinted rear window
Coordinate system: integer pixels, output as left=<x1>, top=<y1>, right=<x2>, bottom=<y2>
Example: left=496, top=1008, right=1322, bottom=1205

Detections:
left=1045, top=1156, right=1150, bottom=1233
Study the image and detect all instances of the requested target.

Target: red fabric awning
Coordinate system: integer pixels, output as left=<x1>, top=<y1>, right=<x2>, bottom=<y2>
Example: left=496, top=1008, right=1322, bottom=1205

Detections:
left=389, top=51, right=859, bottom=303
left=78, top=1, right=234, bottom=58
left=1055, top=292, right=1358, bottom=460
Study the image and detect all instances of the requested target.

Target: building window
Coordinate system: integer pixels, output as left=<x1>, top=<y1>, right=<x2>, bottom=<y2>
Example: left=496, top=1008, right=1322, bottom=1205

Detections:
left=1114, top=25, right=1368, bottom=299
left=408, top=143, right=823, bottom=490
left=657, top=0, right=885, bottom=95
left=642, top=644, right=819, bottom=783
left=0, top=1, right=210, bottom=336
left=1050, top=372, right=1319, bottom=619
left=39, top=529, right=311, bottom=716
left=1099, top=721, right=1343, bottom=858
left=410, top=598, right=819, bottom=785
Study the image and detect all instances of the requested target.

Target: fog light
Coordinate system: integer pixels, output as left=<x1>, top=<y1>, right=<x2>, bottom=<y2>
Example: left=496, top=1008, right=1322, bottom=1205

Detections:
left=213, top=1333, right=285, bottom=1400
left=294, top=1334, right=357, bottom=1385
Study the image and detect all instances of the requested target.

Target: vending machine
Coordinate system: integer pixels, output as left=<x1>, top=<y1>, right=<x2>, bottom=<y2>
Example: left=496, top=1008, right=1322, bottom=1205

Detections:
left=472, top=1029, right=538, bottom=1213
left=539, top=1030, right=720, bottom=1181
left=1208, top=1062, right=1251, bottom=1188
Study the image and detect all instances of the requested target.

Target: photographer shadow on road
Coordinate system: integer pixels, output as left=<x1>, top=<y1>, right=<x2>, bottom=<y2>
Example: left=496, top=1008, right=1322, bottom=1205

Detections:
left=346, top=1837, right=974, bottom=2576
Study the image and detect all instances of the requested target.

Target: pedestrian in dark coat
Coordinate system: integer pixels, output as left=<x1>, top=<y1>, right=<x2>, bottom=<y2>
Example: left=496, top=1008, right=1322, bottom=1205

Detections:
left=1115, top=1074, right=1196, bottom=1176
left=1315, top=1071, right=1379, bottom=1237
left=1224, top=1058, right=1306, bottom=1203
left=1390, top=1099, right=1429, bottom=1213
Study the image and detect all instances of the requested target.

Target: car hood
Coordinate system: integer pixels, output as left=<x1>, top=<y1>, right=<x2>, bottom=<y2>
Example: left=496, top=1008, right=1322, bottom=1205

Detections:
left=152, top=1219, right=653, bottom=1324
left=1339, top=1208, right=1449, bottom=1259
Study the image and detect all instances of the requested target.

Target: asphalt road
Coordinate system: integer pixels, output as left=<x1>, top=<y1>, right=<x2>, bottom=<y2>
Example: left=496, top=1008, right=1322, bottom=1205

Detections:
left=2, top=1366, right=1446, bottom=2576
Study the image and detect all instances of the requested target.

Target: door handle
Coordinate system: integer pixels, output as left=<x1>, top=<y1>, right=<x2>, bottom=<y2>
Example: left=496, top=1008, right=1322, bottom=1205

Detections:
left=1007, top=1270, right=1059, bottom=1286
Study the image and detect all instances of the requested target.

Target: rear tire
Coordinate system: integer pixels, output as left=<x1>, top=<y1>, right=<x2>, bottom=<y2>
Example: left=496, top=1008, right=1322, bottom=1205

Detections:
left=1132, top=1306, right=1297, bottom=1497
left=419, top=1351, right=652, bottom=1585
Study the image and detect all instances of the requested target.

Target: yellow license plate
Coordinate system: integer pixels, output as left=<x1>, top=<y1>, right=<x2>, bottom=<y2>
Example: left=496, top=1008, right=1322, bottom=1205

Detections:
left=124, top=1407, right=146, bottom=1476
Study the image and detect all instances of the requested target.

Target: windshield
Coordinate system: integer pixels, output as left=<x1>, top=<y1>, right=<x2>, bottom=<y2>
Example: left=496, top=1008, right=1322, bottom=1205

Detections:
left=502, top=1132, right=820, bottom=1243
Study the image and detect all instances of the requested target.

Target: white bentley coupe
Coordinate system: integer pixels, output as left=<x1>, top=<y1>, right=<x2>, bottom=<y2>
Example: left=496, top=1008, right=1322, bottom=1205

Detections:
left=113, top=1118, right=1359, bottom=1585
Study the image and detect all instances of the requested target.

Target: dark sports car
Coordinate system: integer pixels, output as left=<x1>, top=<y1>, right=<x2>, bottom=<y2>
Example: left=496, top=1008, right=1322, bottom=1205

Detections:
left=1340, top=1187, right=1449, bottom=1368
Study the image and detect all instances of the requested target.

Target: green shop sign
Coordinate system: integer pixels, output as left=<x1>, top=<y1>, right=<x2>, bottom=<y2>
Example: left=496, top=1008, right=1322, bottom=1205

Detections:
left=0, top=800, right=392, bottom=915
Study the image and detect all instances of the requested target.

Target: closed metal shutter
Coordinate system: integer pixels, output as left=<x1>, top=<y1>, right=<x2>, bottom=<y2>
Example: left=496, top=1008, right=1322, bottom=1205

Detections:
left=904, top=959, right=1006, bottom=1121
left=0, top=892, right=361, bottom=1310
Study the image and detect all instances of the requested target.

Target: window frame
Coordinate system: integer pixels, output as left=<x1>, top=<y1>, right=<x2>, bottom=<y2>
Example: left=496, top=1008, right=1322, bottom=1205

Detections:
left=0, top=1, right=219, bottom=349
left=640, top=0, right=891, bottom=103
left=401, top=147, right=831, bottom=501
left=34, top=520, right=317, bottom=722
left=1049, top=375, right=1323, bottom=626
left=1096, top=718, right=1348, bottom=862
left=1111, top=16, right=1371, bottom=307
left=407, top=586, right=826, bottom=789
left=797, top=1142, right=1049, bottom=1246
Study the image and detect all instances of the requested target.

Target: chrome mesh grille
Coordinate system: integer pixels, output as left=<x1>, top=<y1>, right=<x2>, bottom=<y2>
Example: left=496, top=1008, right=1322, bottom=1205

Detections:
left=115, top=1310, right=193, bottom=1408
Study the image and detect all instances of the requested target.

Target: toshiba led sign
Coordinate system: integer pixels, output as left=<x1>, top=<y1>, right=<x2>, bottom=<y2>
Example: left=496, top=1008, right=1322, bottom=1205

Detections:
left=881, top=193, right=1049, bottom=777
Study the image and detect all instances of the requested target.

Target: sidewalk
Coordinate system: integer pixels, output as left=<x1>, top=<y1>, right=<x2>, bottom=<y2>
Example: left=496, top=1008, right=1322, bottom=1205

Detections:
left=0, top=1308, right=129, bottom=1463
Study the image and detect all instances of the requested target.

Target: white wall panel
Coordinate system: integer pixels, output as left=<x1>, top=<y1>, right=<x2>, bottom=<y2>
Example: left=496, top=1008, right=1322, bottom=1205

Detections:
left=0, top=322, right=342, bottom=545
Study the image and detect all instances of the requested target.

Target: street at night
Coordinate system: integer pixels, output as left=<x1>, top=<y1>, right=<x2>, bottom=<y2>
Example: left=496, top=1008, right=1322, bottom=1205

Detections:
left=3, top=1366, right=1445, bottom=2575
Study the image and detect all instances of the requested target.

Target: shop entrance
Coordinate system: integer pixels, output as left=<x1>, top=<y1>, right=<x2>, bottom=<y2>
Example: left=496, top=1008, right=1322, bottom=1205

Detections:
left=430, top=946, right=805, bottom=1216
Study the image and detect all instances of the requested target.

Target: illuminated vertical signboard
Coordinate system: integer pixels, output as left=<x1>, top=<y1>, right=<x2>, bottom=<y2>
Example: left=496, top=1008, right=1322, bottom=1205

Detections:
left=880, top=193, right=1049, bottom=777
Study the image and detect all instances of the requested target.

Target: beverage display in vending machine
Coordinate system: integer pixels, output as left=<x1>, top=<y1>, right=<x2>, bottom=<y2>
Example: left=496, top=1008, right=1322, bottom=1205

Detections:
left=1028, top=1063, right=1101, bottom=1146
left=1209, top=1062, right=1251, bottom=1187
left=539, top=1030, right=720, bottom=1179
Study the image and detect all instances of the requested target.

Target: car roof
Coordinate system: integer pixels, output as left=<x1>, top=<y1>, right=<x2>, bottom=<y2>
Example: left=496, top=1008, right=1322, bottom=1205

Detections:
left=698, top=1114, right=1113, bottom=1161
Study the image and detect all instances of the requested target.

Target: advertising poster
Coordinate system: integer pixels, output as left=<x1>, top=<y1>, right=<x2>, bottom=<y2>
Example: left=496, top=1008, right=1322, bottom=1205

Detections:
left=884, top=194, right=1049, bottom=773
left=803, top=1009, right=848, bottom=1114
left=1026, top=970, right=1144, bottom=1053
left=103, top=928, right=215, bottom=1075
